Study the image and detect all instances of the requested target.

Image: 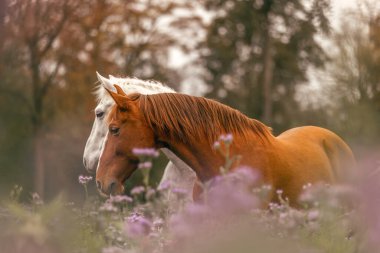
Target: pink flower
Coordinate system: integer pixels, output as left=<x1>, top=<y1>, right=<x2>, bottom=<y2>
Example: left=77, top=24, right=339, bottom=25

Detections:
left=125, top=214, right=152, bottom=237
left=157, top=180, right=171, bottom=191
left=231, top=166, right=260, bottom=185
left=109, top=195, right=132, bottom=204
left=78, top=175, right=93, bottom=185
left=307, top=210, right=320, bottom=221
left=138, top=161, right=153, bottom=169
left=213, top=141, right=221, bottom=149
left=131, top=186, right=145, bottom=195
left=219, top=133, right=233, bottom=144
left=132, top=148, right=159, bottom=157
left=145, top=188, right=156, bottom=199
left=99, top=201, right=117, bottom=212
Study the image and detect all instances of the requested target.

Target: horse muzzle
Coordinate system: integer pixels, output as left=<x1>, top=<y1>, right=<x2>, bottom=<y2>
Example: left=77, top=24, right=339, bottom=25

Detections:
left=96, top=177, right=124, bottom=196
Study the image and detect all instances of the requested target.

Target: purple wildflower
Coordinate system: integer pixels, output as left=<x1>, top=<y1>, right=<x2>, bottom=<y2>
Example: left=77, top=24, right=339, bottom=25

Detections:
left=131, top=186, right=145, bottom=195
left=157, top=180, right=171, bottom=191
left=230, top=166, right=260, bottom=185
left=78, top=175, right=93, bottom=185
left=145, top=188, right=156, bottom=199
left=184, top=203, right=209, bottom=221
left=138, top=161, right=153, bottom=169
left=207, top=175, right=260, bottom=215
left=302, top=183, right=313, bottom=191
left=132, top=148, right=159, bottom=157
left=219, top=133, right=233, bottom=144
left=99, top=201, right=117, bottom=212
left=109, top=195, right=133, bottom=204
left=125, top=214, right=152, bottom=237
left=169, top=213, right=194, bottom=239
left=153, top=218, right=164, bottom=229
left=213, top=141, right=221, bottom=149
left=31, top=192, right=44, bottom=205
left=307, top=209, right=320, bottom=221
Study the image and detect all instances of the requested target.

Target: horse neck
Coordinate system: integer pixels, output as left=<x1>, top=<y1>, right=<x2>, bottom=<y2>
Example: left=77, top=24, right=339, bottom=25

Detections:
left=159, top=131, right=272, bottom=182
left=161, top=138, right=221, bottom=182
left=160, top=148, right=192, bottom=172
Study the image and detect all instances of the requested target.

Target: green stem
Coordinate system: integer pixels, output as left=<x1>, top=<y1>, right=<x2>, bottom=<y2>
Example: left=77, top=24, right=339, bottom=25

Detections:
left=84, top=184, right=88, bottom=201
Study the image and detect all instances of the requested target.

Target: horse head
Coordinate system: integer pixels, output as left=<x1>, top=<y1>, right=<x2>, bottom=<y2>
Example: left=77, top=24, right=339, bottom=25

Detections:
left=96, top=85, right=159, bottom=196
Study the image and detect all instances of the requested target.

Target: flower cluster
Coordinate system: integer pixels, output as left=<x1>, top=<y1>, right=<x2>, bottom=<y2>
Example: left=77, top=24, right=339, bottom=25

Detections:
left=131, top=186, right=145, bottom=195
left=109, top=195, right=133, bottom=204
left=219, top=133, right=233, bottom=144
left=99, top=200, right=118, bottom=213
left=31, top=192, right=44, bottom=206
left=78, top=175, right=93, bottom=185
left=125, top=213, right=152, bottom=237
left=213, top=133, right=233, bottom=149
left=212, top=133, right=242, bottom=175
left=132, top=148, right=159, bottom=157
left=132, top=148, right=160, bottom=187
left=138, top=161, right=153, bottom=169
left=157, top=180, right=171, bottom=191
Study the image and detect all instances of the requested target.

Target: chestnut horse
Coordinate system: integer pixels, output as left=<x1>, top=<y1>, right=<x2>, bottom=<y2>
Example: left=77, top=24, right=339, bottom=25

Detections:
left=83, top=73, right=196, bottom=200
left=96, top=85, right=355, bottom=205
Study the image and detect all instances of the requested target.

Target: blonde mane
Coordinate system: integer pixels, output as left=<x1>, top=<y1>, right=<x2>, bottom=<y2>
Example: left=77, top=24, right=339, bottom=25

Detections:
left=130, top=93, right=272, bottom=145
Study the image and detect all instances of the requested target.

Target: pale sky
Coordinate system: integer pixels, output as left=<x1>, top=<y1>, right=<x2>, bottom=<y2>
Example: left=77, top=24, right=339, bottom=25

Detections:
left=331, top=0, right=357, bottom=20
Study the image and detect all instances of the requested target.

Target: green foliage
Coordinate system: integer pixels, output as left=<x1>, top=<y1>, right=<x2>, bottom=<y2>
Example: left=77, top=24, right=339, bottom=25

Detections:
left=323, top=6, right=380, bottom=145
left=200, top=0, right=331, bottom=130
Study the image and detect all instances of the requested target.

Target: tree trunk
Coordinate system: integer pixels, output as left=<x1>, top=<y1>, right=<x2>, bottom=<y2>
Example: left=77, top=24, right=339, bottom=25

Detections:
left=261, top=0, right=274, bottom=125
left=262, top=29, right=273, bottom=125
left=30, top=44, right=45, bottom=198
left=33, top=134, right=45, bottom=198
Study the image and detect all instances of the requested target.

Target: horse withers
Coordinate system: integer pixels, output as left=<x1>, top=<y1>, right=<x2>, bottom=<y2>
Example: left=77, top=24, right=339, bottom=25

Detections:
left=96, top=85, right=355, bottom=205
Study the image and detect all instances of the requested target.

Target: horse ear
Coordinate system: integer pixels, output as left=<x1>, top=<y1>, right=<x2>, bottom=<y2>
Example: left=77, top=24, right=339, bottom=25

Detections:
left=114, top=84, right=127, bottom=96
left=96, top=71, right=115, bottom=91
left=105, top=86, right=130, bottom=111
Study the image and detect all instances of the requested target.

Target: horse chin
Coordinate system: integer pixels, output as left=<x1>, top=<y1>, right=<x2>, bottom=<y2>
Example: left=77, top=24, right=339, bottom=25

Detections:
left=98, top=191, right=109, bottom=198
left=112, top=183, right=125, bottom=196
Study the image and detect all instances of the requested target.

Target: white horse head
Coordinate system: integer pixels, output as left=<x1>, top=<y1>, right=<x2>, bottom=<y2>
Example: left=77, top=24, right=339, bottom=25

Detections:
left=83, top=72, right=176, bottom=173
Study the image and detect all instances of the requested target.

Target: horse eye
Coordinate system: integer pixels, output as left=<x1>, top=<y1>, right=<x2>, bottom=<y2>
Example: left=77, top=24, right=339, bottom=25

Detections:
left=96, top=111, right=104, bottom=118
left=109, top=126, right=120, bottom=136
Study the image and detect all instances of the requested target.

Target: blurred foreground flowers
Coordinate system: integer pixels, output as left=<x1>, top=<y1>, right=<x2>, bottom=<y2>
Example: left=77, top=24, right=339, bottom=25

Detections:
left=0, top=141, right=379, bottom=253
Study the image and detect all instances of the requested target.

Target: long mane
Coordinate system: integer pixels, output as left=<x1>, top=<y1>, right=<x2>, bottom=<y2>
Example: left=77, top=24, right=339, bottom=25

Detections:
left=131, top=93, right=272, bottom=145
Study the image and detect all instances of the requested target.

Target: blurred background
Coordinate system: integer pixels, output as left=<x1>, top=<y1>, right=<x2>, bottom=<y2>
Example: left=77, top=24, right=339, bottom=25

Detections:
left=0, top=0, right=379, bottom=202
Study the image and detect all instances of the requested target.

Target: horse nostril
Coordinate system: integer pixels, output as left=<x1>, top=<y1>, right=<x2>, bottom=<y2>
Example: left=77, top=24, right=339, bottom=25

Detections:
left=96, top=180, right=102, bottom=190
left=109, top=181, right=116, bottom=194
left=83, top=158, right=87, bottom=168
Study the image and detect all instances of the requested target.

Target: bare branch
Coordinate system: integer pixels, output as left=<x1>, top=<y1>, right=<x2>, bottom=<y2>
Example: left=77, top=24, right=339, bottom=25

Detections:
left=39, top=2, right=71, bottom=57
left=40, top=57, right=63, bottom=98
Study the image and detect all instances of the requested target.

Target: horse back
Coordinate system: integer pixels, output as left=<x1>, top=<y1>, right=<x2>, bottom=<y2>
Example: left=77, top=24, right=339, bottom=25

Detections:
left=277, top=126, right=355, bottom=182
